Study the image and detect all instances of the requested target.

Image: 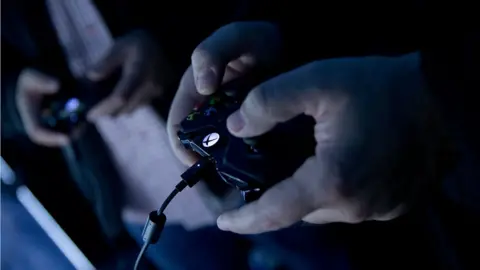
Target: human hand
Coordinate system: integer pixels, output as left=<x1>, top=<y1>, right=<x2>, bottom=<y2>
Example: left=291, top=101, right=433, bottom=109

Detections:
left=87, top=30, right=170, bottom=119
left=167, top=22, right=282, bottom=166
left=217, top=53, right=440, bottom=234
left=15, top=68, right=70, bottom=147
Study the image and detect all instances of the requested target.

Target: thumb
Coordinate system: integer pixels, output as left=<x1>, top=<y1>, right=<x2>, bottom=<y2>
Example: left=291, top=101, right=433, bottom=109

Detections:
left=19, top=69, right=60, bottom=94
left=217, top=157, right=319, bottom=234
left=227, top=63, right=322, bottom=138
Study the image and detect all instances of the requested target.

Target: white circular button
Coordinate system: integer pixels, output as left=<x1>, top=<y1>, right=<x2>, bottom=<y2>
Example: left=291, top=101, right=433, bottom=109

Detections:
left=202, top=132, right=220, bottom=147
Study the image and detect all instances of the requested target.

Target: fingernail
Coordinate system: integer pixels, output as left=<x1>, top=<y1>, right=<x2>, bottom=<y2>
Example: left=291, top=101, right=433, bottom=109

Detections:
left=196, top=69, right=216, bottom=95
left=216, top=215, right=230, bottom=231
left=227, top=110, right=245, bottom=133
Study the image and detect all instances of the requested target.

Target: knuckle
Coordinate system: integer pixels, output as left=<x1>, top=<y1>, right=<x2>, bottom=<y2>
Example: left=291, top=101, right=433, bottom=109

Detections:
left=259, top=210, right=287, bottom=232
left=245, top=86, right=272, bottom=118
left=18, top=69, right=30, bottom=81
left=191, top=46, right=215, bottom=66
left=17, top=69, right=32, bottom=90
left=221, top=22, right=243, bottom=37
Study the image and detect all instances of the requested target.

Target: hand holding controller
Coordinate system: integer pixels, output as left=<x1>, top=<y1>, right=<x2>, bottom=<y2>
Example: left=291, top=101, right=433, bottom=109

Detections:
left=40, top=91, right=87, bottom=134
left=177, top=79, right=316, bottom=202
left=40, top=76, right=118, bottom=134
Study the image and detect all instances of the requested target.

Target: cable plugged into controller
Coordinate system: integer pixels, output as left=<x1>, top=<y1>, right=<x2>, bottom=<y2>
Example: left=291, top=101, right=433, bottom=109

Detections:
left=134, top=157, right=215, bottom=270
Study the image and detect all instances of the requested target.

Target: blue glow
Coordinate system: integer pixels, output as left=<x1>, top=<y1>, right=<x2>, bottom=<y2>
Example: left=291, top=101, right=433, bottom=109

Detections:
left=64, top=98, right=80, bottom=113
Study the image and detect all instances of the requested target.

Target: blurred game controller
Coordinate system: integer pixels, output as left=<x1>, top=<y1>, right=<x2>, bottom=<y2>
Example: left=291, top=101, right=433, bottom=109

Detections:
left=177, top=77, right=316, bottom=202
left=40, top=75, right=118, bottom=134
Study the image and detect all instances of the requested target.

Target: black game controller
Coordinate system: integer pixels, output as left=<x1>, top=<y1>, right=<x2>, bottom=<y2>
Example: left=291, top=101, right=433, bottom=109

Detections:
left=40, top=76, right=118, bottom=133
left=40, top=94, right=87, bottom=134
left=177, top=79, right=316, bottom=202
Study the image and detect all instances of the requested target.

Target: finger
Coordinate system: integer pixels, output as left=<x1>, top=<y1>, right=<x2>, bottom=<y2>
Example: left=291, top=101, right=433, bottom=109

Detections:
left=302, top=202, right=401, bottom=224
left=192, top=22, right=279, bottom=95
left=28, top=128, right=70, bottom=147
left=87, top=94, right=125, bottom=120
left=302, top=207, right=361, bottom=224
left=167, top=67, right=205, bottom=166
left=112, top=52, right=147, bottom=97
left=217, top=157, right=319, bottom=234
left=221, top=56, right=256, bottom=84
left=17, top=90, right=69, bottom=147
left=226, top=62, right=324, bottom=138
left=18, top=96, right=70, bottom=147
left=19, top=69, right=59, bottom=94
left=168, top=122, right=202, bottom=167
left=16, top=70, right=68, bottom=147
left=87, top=41, right=125, bottom=81
left=118, top=87, right=150, bottom=115
left=87, top=56, right=146, bottom=119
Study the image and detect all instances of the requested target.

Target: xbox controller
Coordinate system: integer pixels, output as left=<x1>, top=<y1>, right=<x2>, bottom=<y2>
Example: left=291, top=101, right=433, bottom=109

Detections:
left=40, top=75, right=118, bottom=134
left=177, top=80, right=316, bottom=202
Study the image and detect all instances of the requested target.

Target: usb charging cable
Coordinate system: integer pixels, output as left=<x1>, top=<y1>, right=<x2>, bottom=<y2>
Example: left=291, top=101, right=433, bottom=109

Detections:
left=133, top=158, right=213, bottom=270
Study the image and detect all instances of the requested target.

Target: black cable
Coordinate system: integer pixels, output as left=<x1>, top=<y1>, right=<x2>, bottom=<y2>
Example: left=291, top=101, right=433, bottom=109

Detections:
left=134, top=189, right=179, bottom=270
left=157, top=188, right=179, bottom=215
left=133, top=158, right=212, bottom=270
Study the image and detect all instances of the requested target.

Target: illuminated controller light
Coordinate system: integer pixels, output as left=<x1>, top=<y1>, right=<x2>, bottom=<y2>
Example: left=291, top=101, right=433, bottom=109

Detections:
left=65, top=98, right=80, bottom=113
left=202, top=132, right=220, bottom=148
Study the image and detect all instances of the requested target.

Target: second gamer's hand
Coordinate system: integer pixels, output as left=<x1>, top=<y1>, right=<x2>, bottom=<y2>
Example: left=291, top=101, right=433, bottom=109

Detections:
left=16, top=68, right=70, bottom=147
left=87, top=30, right=171, bottom=120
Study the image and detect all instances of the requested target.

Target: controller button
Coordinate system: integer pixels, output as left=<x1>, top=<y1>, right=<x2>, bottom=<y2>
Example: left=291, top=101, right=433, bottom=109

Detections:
left=202, top=132, right=220, bottom=148
left=209, top=96, right=221, bottom=105
left=204, top=107, right=217, bottom=116
left=186, top=111, right=200, bottom=121
left=193, top=102, right=202, bottom=111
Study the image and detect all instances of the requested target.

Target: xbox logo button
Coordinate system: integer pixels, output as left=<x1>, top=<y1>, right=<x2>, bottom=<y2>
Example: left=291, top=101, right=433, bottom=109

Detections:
left=202, top=132, right=220, bottom=147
